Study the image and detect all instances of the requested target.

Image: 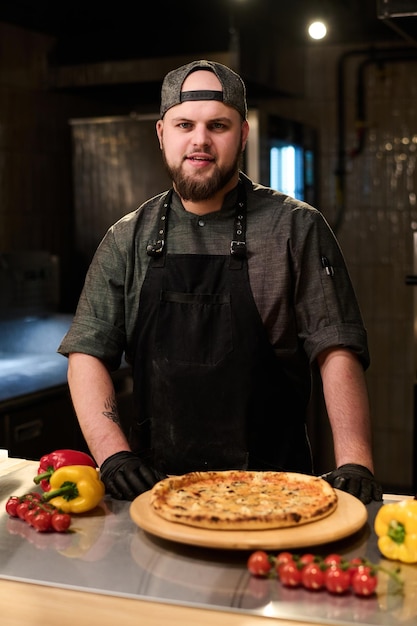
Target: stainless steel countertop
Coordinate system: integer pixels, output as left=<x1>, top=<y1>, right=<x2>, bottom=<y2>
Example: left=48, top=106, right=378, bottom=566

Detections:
left=1, top=460, right=416, bottom=625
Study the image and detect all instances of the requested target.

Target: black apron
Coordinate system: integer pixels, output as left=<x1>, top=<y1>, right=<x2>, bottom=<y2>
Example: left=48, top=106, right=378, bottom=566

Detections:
left=131, top=181, right=312, bottom=475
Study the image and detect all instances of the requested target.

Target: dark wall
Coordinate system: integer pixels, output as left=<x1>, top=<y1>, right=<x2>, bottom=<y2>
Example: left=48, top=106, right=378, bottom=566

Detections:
left=0, top=22, right=160, bottom=313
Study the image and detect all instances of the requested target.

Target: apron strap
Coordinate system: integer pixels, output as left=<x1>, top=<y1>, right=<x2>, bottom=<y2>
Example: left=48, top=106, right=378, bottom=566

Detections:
left=229, top=181, right=247, bottom=269
left=146, top=183, right=247, bottom=269
left=146, top=190, right=172, bottom=266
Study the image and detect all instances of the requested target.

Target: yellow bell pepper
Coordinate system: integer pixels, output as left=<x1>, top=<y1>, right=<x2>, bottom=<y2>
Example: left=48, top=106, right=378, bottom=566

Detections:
left=42, top=465, right=105, bottom=514
left=374, top=499, right=417, bottom=563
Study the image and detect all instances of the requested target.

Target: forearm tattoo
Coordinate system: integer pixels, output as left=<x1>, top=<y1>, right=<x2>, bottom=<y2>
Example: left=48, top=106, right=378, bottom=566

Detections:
left=103, top=394, right=120, bottom=425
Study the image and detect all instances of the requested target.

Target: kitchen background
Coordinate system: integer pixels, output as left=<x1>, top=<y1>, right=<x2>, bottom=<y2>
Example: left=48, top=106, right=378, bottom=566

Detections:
left=0, top=0, right=416, bottom=494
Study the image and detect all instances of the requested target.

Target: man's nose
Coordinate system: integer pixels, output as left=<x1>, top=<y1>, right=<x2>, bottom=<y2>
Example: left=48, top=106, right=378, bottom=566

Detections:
left=192, top=125, right=211, bottom=146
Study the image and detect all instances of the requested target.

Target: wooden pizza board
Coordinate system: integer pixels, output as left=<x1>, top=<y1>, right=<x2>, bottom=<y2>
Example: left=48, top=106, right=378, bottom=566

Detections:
left=129, top=489, right=367, bottom=550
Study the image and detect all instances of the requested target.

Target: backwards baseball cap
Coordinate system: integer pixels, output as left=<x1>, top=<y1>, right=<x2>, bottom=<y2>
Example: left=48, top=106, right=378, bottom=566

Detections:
left=160, top=59, right=247, bottom=120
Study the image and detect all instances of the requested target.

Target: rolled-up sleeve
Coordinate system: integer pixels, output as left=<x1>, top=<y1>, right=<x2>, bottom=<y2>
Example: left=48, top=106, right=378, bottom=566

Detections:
left=292, top=208, right=370, bottom=369
left=57, top=227, right=129, bottom=371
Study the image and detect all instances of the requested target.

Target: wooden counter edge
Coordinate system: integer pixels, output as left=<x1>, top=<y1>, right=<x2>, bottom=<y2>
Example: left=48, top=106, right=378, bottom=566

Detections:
left=0, top=578, right=316, bottom=626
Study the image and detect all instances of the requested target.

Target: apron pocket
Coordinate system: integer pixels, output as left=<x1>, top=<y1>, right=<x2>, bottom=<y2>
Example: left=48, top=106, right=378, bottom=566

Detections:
left=156, top=290, right=233, bottom=365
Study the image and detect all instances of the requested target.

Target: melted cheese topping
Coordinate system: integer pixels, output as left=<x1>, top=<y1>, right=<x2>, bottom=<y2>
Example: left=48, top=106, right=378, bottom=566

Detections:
left=150, top=471, right=338, bottom=530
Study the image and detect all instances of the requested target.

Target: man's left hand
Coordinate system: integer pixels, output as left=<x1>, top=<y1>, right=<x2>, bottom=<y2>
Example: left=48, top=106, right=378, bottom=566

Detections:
left=321, top=463, right=383, bottom=504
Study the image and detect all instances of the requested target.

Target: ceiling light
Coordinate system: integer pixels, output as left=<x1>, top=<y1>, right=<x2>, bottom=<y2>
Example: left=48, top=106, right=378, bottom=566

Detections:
left=308, top=21, right=328, bottom=40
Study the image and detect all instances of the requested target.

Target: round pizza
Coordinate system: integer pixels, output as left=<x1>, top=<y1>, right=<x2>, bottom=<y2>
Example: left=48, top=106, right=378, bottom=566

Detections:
left=149, top=470, right=338, bottom=530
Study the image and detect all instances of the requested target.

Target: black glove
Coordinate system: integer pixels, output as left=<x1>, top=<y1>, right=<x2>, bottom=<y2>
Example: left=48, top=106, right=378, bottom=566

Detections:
left=321, top=463, right=383, bottom=504
left=100, top=451, right=167, bottom=501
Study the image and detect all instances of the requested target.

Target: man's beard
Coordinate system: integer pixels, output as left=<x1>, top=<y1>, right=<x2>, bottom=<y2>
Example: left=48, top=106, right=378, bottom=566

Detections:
left=161, top=149, right=243, bottom=202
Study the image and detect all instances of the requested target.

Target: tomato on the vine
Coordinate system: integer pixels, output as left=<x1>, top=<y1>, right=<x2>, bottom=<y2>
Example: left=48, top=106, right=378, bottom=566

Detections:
left=324, top=566, right=351, bottom=594
left=246, top=549, right=397, bottom=599
left=25, top=506, right=41, bottom=526
left=15, top=501, right=31, bottom=520
left=278, top=561, right=302, bottom=587
left=301, top=562, right=325, bottom=590
left=349, top=563, right=372, bottom=585
left=51, top=512, right=71, bottom=532
left=351, top=569, right=378, bottom=596
left=5, top=496, right=20, bottom=517
left=247, top=550, right=272, bottom=577
left=347, top=557, right=365, bottom=575
left=275, top=551, right=294, bottom=566
left=299, top=553, right=316, bottom=567
left=323, top=553, right=343, bottom=568
left=275, top=551, right=293, bottom=575
left=5, top=490, right=73, bottom=534
left=25, top=492, right=42, bottom=502
left=31, top=510, right=53, bottom=533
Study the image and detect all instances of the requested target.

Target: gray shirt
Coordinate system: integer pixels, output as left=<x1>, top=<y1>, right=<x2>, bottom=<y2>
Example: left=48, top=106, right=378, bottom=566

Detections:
left=58, top=173, right=369, bottom=373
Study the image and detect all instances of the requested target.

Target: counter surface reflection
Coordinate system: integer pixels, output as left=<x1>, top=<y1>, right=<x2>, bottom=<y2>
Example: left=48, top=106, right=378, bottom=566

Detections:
left=0, top=458, right=415, bottom=626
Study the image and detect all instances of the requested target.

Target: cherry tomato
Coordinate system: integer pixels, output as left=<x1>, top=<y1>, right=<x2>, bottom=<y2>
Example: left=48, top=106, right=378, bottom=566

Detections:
left=323, top=553, right=343, bottom=568
left=275, top=551, right=294, bottom=575
left=5, top=496, right=20, bottom=517
left=301, top=562, right=325, bottom=590
left=278, top=561, right=302, bottom=587
left=51, top=512, right=71, bottom=532
left=351, top=569, right=378, bottom=597
left=16, top=501, right=31, bottom=520
left=25, top=506, right=42, bottom=526
left=299, top=553, right=316, bottom=567
left=324, top=566, right=351, bottom=594
left=348, top=556, right=363, bottom=576
left=24, top=492, right=42, bottom=502
left=31, top=510, right=52, bottom=533
left=275, top=551, right=294, bottom=566
left=348, top=560, right=371, bottom=583
left=247, top=550, right=272, bottom=577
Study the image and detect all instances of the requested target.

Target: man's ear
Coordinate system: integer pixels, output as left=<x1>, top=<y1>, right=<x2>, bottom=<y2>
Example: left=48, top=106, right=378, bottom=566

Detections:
left=156, top=119, right=164, bottom=149
left=241, top=119, right=250, bottom=151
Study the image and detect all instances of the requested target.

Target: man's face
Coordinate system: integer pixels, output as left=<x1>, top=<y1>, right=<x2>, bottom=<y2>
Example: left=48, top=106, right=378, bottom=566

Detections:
left=156, top=70, right=249, bottom=202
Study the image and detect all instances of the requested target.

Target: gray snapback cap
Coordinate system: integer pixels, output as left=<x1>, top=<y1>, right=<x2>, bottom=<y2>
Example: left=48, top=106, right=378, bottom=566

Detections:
left=160, top=59, right=247, bottom=119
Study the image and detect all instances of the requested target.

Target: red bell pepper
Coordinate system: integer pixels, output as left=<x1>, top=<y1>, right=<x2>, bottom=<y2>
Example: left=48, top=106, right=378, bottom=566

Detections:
left=33, top=449, right=97, bottom=491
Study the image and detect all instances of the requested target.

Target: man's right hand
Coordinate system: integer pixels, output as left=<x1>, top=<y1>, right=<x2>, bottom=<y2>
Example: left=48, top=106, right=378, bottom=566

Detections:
left=100, top=451, right=167, bottom=501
